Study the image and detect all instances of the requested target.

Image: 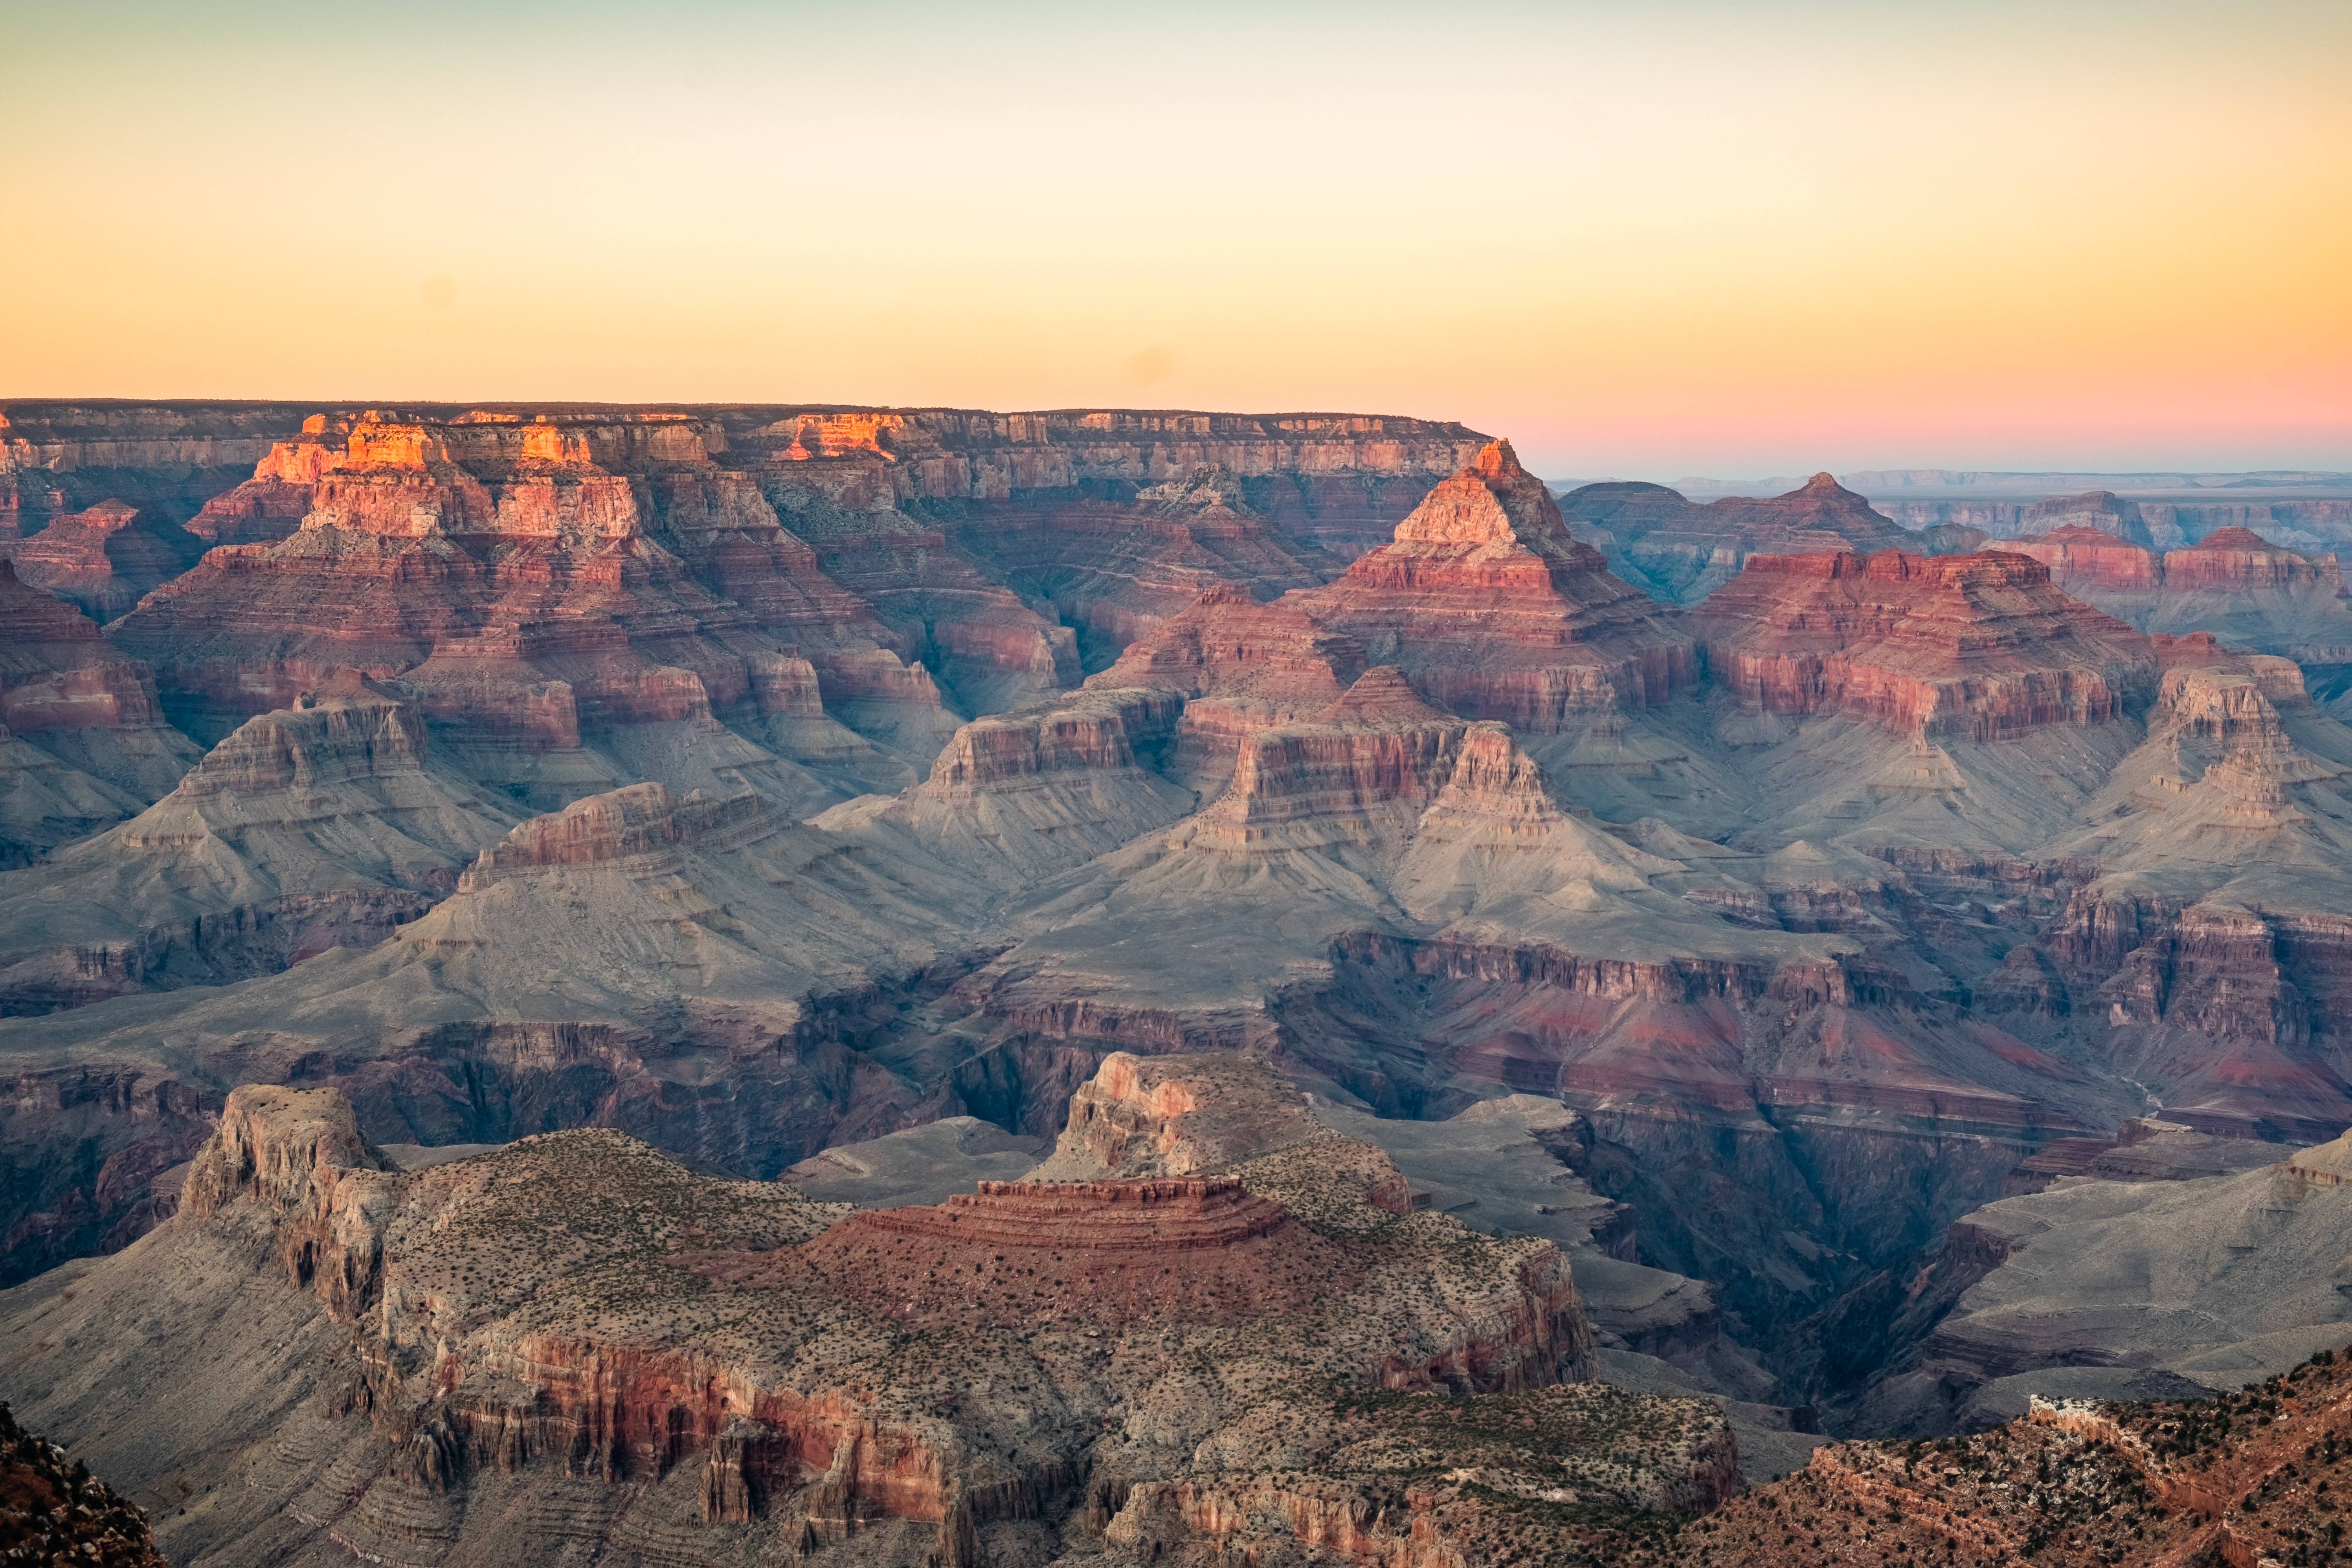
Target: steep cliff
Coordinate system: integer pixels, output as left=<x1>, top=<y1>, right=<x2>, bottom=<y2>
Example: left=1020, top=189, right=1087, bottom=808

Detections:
left=1285, top=441, right=1697, bottom=730
left=2006, top=523, right=2352, bottom=680
left=0, top=499, right=206, bottom=622
left=0, top=675, right=520, bottom=1014
left=0, top=1070, right=1731, bottom=1568
left=102, top=411, right=936, bottom=809
left=1691, top=548, right=2160, bottom=740
left=0, top=560, right=200, bottom=861
left=1561, top=472, right=1977, bottom=606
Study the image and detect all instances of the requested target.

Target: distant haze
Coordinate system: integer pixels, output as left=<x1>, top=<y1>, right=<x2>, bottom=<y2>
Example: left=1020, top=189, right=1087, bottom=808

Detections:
left=1561, top=471, right=2352, bottom=501
left=4, top=0, right=2346, bottom=474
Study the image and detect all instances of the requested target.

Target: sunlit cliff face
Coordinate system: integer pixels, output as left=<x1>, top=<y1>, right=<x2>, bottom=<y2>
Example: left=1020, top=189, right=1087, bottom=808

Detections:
left=4, top=0, right=2345, bottom=475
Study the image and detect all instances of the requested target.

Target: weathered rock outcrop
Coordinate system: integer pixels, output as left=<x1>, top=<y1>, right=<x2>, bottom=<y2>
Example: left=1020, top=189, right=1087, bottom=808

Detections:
left=2005, top=524, right=2352, bottom=679
left=2016, top=488, right=2158, bottom=547
left=947, top=463, right=1337, bottom=670
left=1029, top=1050, right=1330, bottom=1182
left=1691, top=548, right=2161, bottom=739
left=0, top=500, right=205, bottom=622
left=0, top=1069, right=1725, bottom=1568
left=0, top=675, right=519, bottom=1014
left=1283, top=441, right=1697, bottom=729
left=0, top=561, right=200, bottom=861
left=102, top=411, right=929, bottom=809
left=0, top=401, right=312, bottom=539
left=826, top=686, right=1196, bottom=885
left=1561, top=472, right=1982, bottom=606
left=1668, top=1353, right=2352, bottom=1568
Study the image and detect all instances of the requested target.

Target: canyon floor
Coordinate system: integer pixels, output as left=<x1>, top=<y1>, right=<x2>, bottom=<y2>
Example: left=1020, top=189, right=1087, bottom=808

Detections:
left=9, top=400, right=2352, bottom=1562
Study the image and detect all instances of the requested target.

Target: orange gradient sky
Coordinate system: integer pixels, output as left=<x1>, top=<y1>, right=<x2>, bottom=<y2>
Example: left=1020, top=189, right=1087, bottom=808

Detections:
left=3, top=0, right=2347, bottom=477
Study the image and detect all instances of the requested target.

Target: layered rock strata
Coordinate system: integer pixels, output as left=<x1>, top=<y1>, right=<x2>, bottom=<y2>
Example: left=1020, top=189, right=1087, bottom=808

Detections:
left=1691, top=548, right=2160, bottom=740
left=0, top=561, right=200, bottom=861
left=1280, top=441, right=1696, bottom=729
left=946, top=463, right=1337, bottom=671
left=0, top=1070, right=1736, bottom=1568
left=0, top=499, right=206, bottom=622
left=2005, top=523, right=2352, bottom=683
left=0, top=401, right=312, bottom=538
left=1559, top=472, right=1985, bottom=606
left=0, top=675, right=520, bottom=1014
left=103, top=411, right=933, bottom=806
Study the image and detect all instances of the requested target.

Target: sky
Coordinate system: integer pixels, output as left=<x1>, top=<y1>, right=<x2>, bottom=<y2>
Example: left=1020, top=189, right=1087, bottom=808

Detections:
left=2, top=0, right=2347, bottom=479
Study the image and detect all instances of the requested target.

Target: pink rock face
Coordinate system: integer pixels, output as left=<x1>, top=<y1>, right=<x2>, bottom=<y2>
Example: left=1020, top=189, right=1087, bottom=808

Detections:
left=946, top=464, right=1335, bottom=669
left=1567, top=471, right=1958, bottom=606
left=2002, top=524, right=2164, bottom=593
left=0, top=499, right=205, bottom=622
left=2164, top=525, right=2343, bottom=592
left=103, top=413, right=938, bottom=776
left=0, top=560, right=174, bottom=737
left=1692, top=547, right=2159, bottom=738
left=2004, top=524, right=2352, bottom=665
left=1286, top=440, right=1697, bottom=730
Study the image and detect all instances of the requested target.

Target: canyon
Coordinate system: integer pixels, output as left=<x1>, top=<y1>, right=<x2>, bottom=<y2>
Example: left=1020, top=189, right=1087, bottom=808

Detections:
left=7, top=398, right=2352, bottom=1563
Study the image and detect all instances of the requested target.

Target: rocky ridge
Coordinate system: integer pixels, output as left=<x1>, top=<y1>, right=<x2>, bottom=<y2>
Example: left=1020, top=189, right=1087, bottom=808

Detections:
left=1662, top=1345, right=2352, bottom=1566
left=15, top=397, right=2352, bottom=1465
left=0, top=673, right=521, bottom=1015
left=0, top=1065, right=1739, bottom=1568
left=1557, top=472, right=1986, bottom=606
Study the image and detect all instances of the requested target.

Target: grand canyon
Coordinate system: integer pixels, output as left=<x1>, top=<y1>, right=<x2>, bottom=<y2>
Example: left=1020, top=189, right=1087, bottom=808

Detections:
left=3, top=394, right=2352, bottom=1565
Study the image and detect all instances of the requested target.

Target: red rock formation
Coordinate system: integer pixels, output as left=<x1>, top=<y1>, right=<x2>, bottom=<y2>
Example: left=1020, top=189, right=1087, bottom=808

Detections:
left=945, top=463, right=1335, bottom=669
left=2002, top=524, right=2352, bottom=668
left=0, top=1070, right=1716, bottom=1568
left=0, top=500, right=205, bottom=622
left=0, top=561, right=200, bottom=854
left=0, top=401, right=312, bottom=539
left=2018, top=488, right=2157, bottom=547
left=109, top=411, right=960, bottom=791
left=1089, top=584, right=1367, bottom=790
left=2001, top=523, right=2163, bottom=593
left=2166, top=524, right=2345, bottom=592
left=1562, top=472, right=1972, bottom=606
left=784, top=1177, right=1350, bottom=1330
left=0, top=562, right=178, bottom=742
left=1691, top=547, right=2159, bottom=739
left=1283, top=441, right=1696, bottom=730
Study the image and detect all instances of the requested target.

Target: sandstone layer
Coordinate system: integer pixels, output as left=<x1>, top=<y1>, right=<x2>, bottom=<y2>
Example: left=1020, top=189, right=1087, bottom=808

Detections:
left=0, top=675, right=520, bottom=1015
left=0, top=499, right=206, bottom=622
left=0, top=1069, right=1739, bottom=1568
left=16, top=397, right=2352, bottom=1469
left=1559, top=472, right=1985, bottom=606
left=2005, top=524, right=2352, bottom=693
left=0, top=560, right=202, bottom=863
left=1664, top=1346, right=2352, bottom=1568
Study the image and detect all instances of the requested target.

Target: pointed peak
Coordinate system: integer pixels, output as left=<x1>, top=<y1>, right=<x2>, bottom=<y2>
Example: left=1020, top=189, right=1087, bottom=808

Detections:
left=1315, top=665, right=1454, bottom=727
left=1471, top=438, right=1526, bottom=482
left=1390, top=436, right=1580, bottom=555
left=1803, top=472, right=1842, bottom=491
